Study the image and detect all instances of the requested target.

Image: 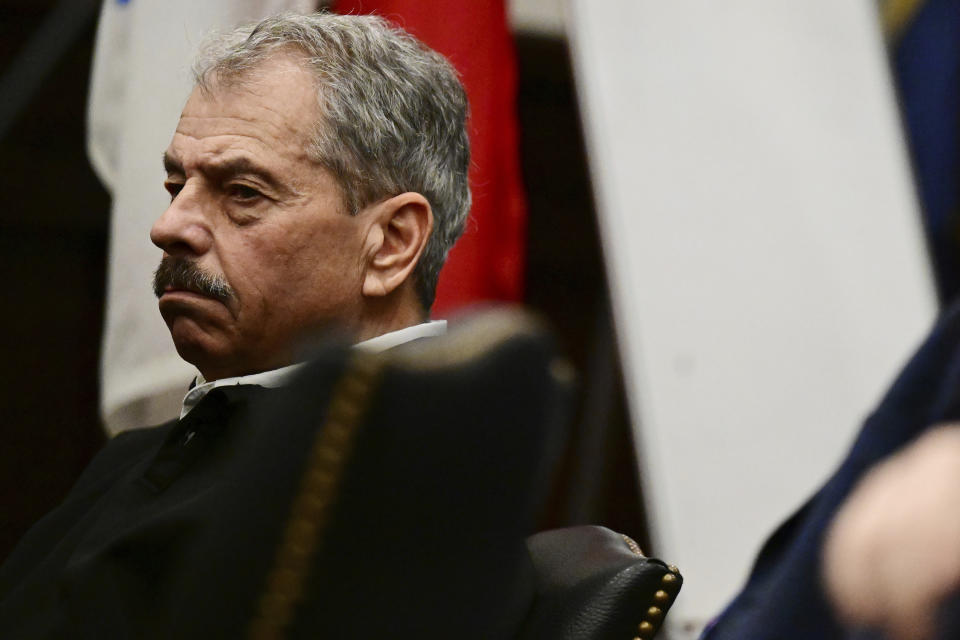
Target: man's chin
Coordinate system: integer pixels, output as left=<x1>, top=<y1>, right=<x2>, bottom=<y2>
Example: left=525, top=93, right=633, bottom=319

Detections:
left=162, top=311, right=235, bottom=370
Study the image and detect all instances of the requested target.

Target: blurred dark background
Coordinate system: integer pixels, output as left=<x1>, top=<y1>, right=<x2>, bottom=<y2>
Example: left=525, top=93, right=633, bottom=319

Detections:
left=0, top=1, right=644, bottom=562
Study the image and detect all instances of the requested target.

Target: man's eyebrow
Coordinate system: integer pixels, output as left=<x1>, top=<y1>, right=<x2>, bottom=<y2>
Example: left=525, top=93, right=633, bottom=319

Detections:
left=163, top=152, right=182, bottom=175
left=162, top=152, right=294, bottom=196
left=206, top=157, right=286, bottom=190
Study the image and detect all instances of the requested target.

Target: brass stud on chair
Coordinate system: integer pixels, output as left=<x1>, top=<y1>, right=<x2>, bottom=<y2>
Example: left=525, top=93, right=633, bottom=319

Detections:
left=632, top=567, right=679, bottom=639
left=667, top=564, right=679, bottom=574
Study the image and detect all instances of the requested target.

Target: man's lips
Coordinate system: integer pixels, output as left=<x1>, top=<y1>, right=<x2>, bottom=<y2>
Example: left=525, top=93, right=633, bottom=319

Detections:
left=159, top=287, right=219, bottom=301
left=163, top=285, right=198, bottom=294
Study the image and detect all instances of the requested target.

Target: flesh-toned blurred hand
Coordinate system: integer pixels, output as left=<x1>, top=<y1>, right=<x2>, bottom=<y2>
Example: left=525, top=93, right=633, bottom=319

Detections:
left=823, top=424, right=960, bottom=640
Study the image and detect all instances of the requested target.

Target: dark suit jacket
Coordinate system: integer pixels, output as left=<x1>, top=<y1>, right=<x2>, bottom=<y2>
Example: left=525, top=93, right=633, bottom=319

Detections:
left=0, top=381, right=276, bottom=639
left=0, top=330, right=568, bottom=639
left=702, top=300, right=960, bottom=640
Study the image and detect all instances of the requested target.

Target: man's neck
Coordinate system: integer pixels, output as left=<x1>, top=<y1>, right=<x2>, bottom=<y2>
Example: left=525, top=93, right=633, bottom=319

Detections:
left=181, top=320, right=446, bottom=418
left=353, top=298, right=429, bottom=344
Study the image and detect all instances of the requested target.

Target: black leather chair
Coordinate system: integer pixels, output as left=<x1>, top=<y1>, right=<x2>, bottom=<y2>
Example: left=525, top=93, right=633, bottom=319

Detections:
left=130, top=310, right=682, bottom=639
left=522, top=526, right=682, bottom=640
left=239, top=311, right=683, bottom=639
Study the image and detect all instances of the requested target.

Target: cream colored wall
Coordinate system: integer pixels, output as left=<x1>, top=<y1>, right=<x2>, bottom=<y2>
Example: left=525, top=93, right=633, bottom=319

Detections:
left=509, top=0, right=564, bottom=35
left=567, top=1, right=937, bottom=636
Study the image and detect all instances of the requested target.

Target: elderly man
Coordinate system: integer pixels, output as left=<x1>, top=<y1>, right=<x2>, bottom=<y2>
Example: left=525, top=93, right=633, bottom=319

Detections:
left=0, top=12, right=475, bottom=636
left=152, top=11, right=469, bottom=386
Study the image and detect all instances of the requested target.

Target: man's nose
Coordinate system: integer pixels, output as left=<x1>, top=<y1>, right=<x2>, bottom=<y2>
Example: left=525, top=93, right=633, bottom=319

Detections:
left=149, top=186, right=213, bottom=256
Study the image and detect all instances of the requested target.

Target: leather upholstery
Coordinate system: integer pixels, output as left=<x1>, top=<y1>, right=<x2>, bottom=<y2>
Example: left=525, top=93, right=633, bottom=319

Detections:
left=521, top=526, right=683, bottom=640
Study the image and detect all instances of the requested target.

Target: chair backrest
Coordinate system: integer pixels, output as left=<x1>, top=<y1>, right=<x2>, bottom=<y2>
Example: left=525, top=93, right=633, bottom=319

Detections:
left=164, top=310, right=575, bottom=639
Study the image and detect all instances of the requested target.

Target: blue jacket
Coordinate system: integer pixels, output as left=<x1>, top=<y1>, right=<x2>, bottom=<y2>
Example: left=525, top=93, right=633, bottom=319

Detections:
left=703, top=301, right=960, bottom=640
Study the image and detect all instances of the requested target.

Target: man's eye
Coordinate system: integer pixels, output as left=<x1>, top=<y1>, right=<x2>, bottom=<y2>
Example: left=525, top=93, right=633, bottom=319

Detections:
left=228, top=184, right=262, bottom=202
left=164, top=181, right=183, bottom=201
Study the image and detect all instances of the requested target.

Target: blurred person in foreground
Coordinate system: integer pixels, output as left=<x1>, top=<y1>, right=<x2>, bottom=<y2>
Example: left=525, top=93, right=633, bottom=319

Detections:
left=702, top=301, right=960, bottom=640
left=824, top=423, right=960, bottom=640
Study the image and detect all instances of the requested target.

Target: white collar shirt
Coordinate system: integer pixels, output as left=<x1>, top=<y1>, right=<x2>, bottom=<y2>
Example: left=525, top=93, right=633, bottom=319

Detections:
left=179, top=320, right=447, bottom=419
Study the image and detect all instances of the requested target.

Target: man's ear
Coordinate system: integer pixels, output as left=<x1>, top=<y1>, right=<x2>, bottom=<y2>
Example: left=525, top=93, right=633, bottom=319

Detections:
left=361, top=192, right=433, bottom=298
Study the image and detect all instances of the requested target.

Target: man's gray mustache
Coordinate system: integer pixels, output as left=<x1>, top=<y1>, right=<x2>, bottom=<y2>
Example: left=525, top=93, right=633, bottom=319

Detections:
left=152, top=257, right=234, bottom=303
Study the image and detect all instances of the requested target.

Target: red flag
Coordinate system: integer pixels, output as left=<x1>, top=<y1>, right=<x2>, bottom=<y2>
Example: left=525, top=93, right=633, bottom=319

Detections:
left=331, top=0, right=527, bottom=314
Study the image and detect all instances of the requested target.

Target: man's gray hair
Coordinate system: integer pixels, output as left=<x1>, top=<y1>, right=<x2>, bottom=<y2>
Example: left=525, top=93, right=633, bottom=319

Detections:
left=192, top=12, right=470, bottom=310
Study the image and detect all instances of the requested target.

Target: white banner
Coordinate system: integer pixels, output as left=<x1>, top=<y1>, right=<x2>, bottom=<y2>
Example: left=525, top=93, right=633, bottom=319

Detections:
left=89, top=0, right=316, bottom=435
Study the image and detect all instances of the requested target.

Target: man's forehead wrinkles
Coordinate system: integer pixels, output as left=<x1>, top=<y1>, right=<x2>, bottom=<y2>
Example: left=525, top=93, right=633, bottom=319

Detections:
left=254, top=101, right=316, bottom=136
left=173, top=130, right=282, bottom=146
left=170, top=135, right=312, bottom=175
left=176, top=114, right=292, bottom=143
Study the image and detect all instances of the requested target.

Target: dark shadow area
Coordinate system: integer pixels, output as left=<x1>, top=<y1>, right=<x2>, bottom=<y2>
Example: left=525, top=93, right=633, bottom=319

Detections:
left=515, top=34, right=647, bottom=550
left=0, top=2, right=109, bottom=561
